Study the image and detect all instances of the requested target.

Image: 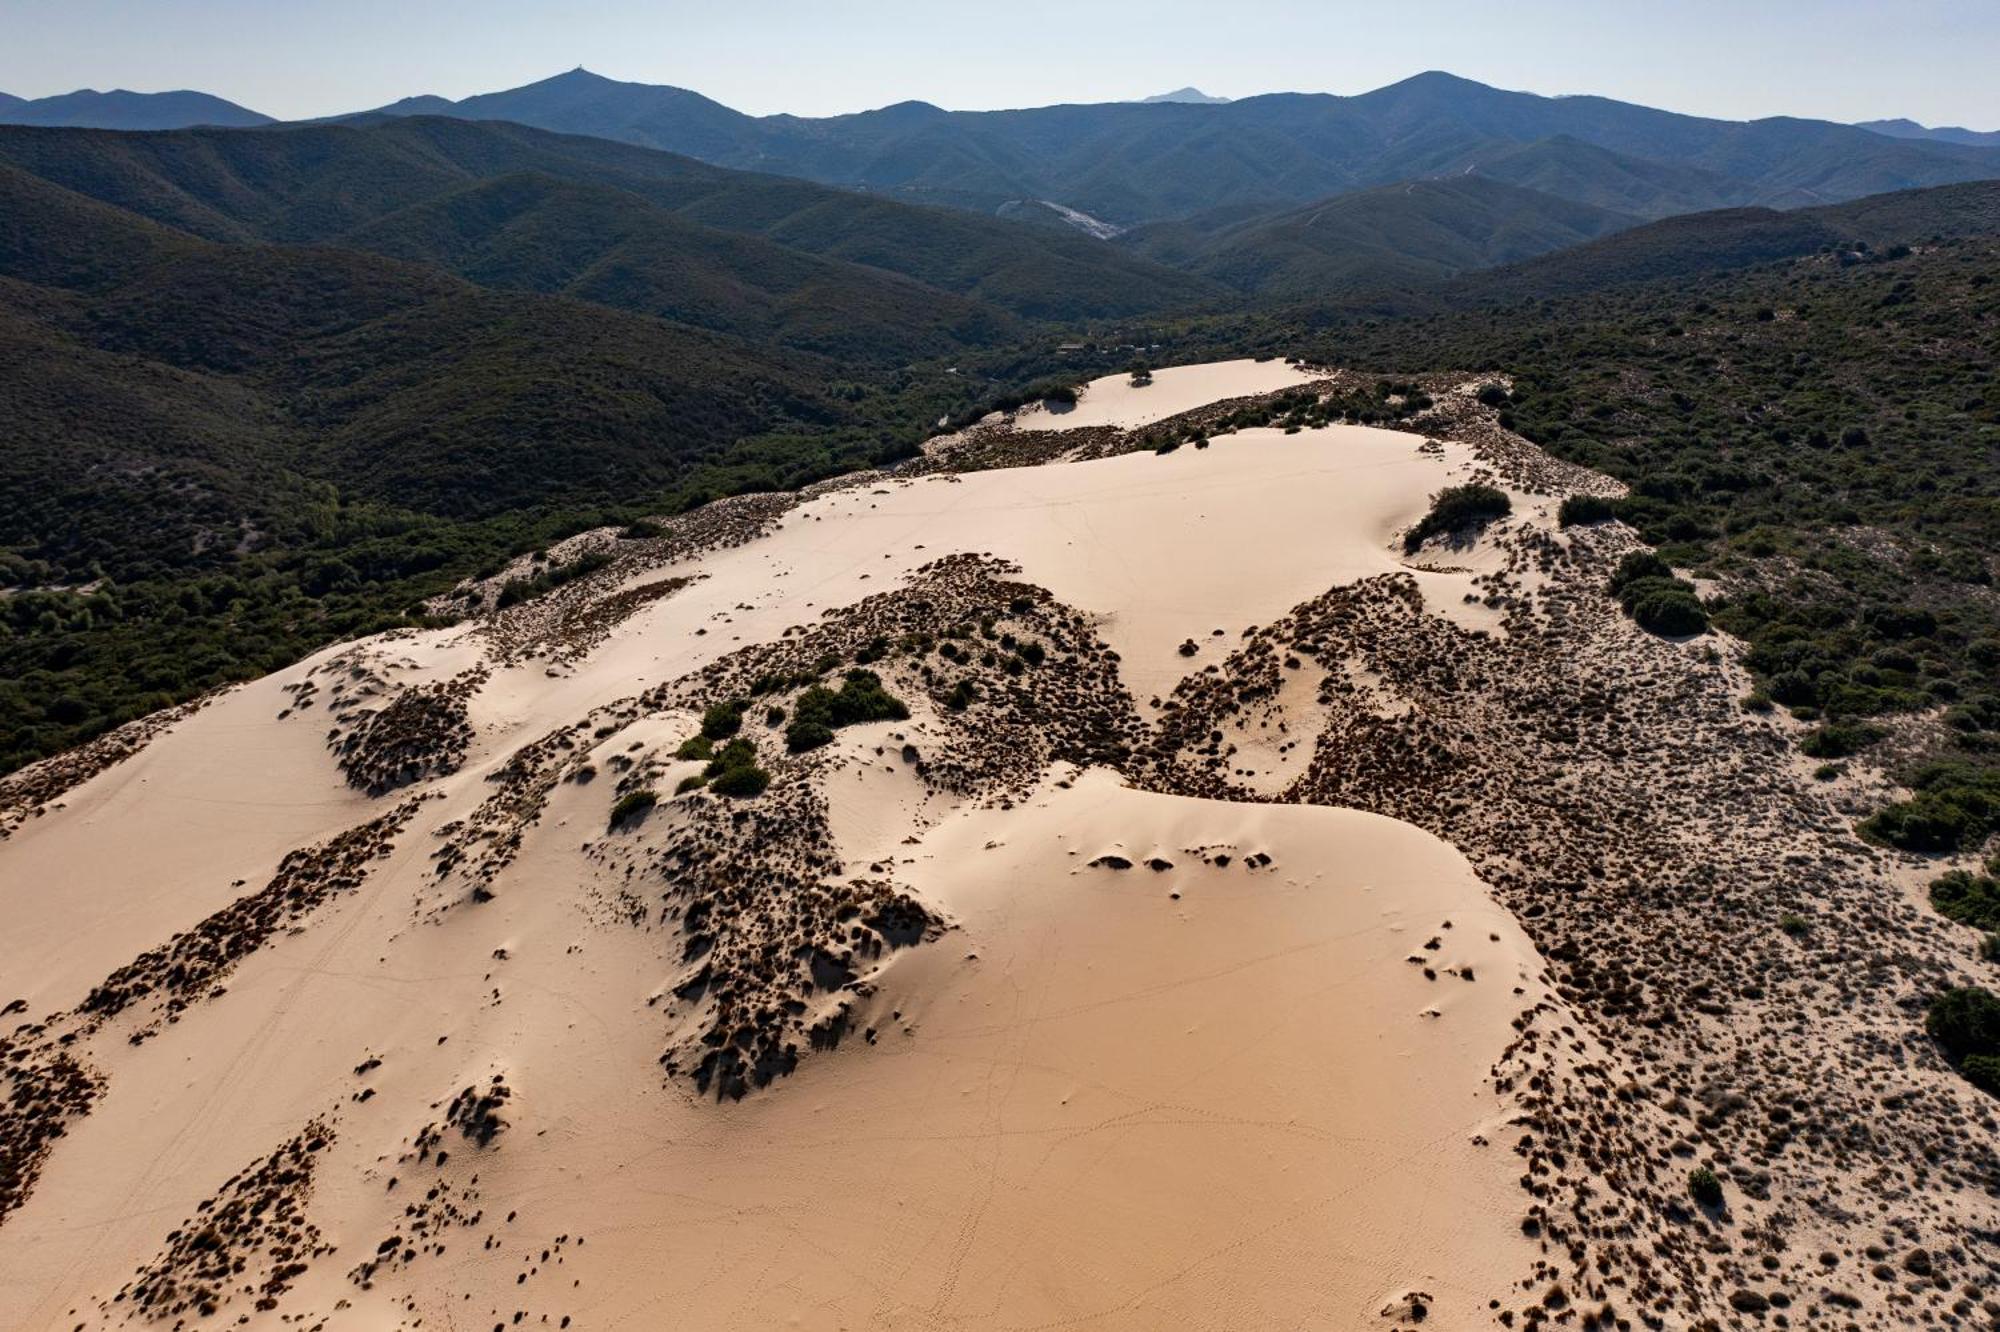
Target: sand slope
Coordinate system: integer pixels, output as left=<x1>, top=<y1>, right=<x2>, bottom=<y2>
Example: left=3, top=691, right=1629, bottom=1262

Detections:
left=1013, top=358, right=1323, bottom=432
left=0, top=368, right=1558, bottom=1330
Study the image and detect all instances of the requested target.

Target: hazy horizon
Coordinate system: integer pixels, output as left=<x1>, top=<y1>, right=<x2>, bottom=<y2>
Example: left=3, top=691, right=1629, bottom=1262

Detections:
left=4, top=0, right=1998, bottom=129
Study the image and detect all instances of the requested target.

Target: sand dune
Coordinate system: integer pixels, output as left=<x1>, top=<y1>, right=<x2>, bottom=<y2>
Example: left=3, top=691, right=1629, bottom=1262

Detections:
left=1013, top=358, right=1322, bottom=432
left=0, top=370, right=1551, bottom=1329
left=15, top=361, right=1959, bottom=1329
left=436, top=769, right=1540, bottom=1330
left=515, top=422, right=1505, bottom=730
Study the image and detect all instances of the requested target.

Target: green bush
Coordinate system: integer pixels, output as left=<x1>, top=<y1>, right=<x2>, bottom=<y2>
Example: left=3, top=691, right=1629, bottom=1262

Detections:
left=496, top=549, right=615, bottom=609
left=1861, top=762, right=2000, bottom=853
left=1963, top=1054, right=2000, bottom=1096
left=1558, top=494, right=1617, bottom=526
left=701, top=737, right=770, bottom=797
left=1930, top=865, right=2000, bottom=931
left=1609, top=551, right=1708, bottom=636
left=1927, top=987, right=2000, bottom=1089
left=1609, top=551, right=1673, bottom=591
left=785, top=720, right=836, bottom=752
left=1403, top=484, right=1511, bottom=553
left=1688, top=1166, right=1723, bottom=1208
left=609, top=788, right=657, bottom=827
left=784, top=670, right=910, bottom=752
left=1801, top=721, right=1882, bottom=759
left=708, top=762, right=770, bottom=797
left=700, top=698, right=747, bottom=741
left=675, top=735, right=714, bottom=762
left=1627, top=583, right=1709, bottom=636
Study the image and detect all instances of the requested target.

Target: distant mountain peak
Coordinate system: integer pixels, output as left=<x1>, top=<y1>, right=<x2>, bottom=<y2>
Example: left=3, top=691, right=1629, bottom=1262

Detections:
left=1381, top=70, right=1484, bottom=91
left=1856, top=116, right=2000, bottom=147
left=510, top=66, right=620, bottom=92
left=1140, top=87, right=1228, bottom=105
left=872, top=99, right=948, bottom=119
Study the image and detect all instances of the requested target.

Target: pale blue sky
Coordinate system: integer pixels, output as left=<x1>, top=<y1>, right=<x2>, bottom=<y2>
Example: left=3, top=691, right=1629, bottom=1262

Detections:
left=4, top=0, right=1997, bottom=128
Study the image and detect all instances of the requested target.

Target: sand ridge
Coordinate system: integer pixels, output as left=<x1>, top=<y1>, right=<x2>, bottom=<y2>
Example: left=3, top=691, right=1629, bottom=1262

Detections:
left=1010, top=357, right=1325, bottom=433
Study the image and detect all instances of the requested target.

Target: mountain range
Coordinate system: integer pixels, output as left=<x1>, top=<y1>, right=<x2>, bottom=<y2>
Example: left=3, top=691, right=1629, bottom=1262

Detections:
left=15, top=69, right=2000, bottom=254
left=318, top=68, right=2000, bottom=229
left=1119, top=176, right=1639, bottom=298
left=0, top=87, right=272, bottom=129
left=8, top=70, right=1997, bottom=236
left=1857, top=117, right=2000, bottom=148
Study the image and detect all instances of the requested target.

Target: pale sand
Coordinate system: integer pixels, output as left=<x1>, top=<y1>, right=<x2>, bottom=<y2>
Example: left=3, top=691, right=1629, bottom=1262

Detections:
left=1, top=422, right=1489, bottom=1011
left=0, top=374, right=1550, bottom=1328
left=514, top=422, right=1503, bottom=725
left=665, top=768, right=1541, bottom=1329
left=1012, top=357, right=1323, bottom=432
left=1, top=765, right=1540, bottom=1329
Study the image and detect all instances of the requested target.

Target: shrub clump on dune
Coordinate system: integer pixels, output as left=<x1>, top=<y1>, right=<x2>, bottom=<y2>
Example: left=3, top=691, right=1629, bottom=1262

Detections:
left=702, top=737, right=770, bottom=796
left=1799, top=719, right=1882, bottom=759
left=1558, top=494, right=1618, bottom=527
left=1926, top=986, right=2000, bottom=1096
left=1862, top=762, right=2000, bottom=853
left=1403, top=484, right=1511, bottom=553
left=609, top=788, right=658, bottom=828
left=784, top=670, right=910, bottom=753
left=1608, top=550, right=1709, bottom=637
left=700, top=698, right=747, bottom=741
left=1930, top=860, right=2000, bottom=931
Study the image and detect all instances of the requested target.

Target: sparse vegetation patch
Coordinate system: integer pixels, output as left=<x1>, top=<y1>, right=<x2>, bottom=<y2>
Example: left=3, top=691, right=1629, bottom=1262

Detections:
left=1403, top=484, right=1511, bottom=553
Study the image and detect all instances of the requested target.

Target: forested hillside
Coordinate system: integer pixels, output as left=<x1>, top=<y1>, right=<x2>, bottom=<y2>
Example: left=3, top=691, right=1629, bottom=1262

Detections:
left=0, top=118, right=1220, bottom=329
left=0, top=164, right=931, bottom=771
left=1283, top=236, right=2000, bottom=846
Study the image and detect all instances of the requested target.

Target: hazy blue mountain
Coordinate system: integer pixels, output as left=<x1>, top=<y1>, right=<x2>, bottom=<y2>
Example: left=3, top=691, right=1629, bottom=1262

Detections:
left=1451, top=135, right=1778, bottom=217
left=1141, top=88, right=1229, bottom=105
left=360, top=69, right=775, bottom=160
left=0, top=88, right=272, bottom=129
left=330, top=68, right=2000, bottom=228
left=1121, top=175, right=1638, bottom=297
left=1858, top=117, right=2000, bottom=148
left=0, top=92, right=21, bottom=111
